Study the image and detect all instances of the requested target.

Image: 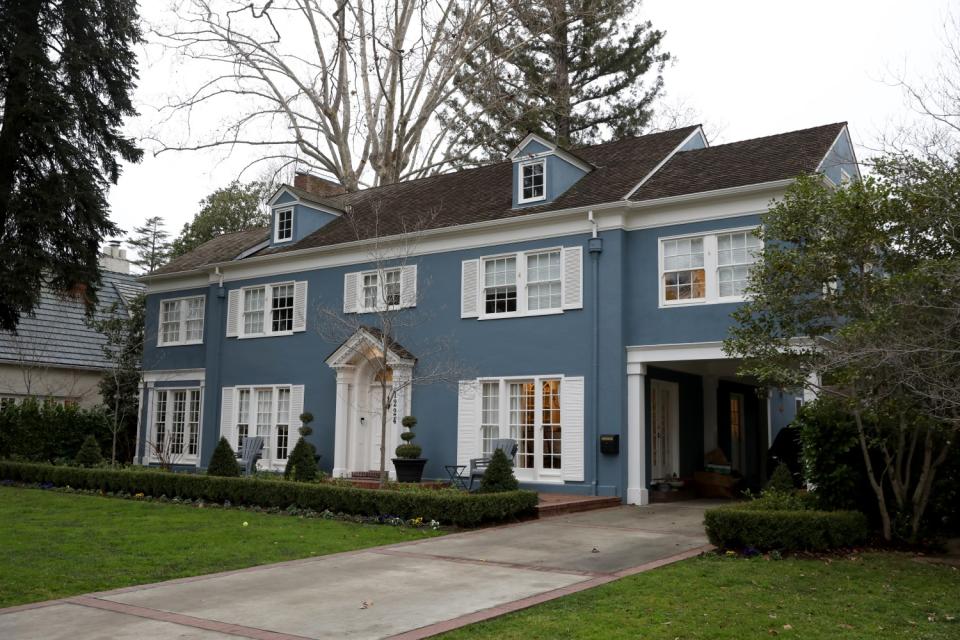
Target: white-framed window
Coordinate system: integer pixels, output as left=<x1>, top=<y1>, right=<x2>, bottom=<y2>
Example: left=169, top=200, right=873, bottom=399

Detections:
left=659, top=227, right=762, bottom=306
left=274, top=208, right=293, bottom=242
left=157, top=296, right=205, bottom=346
left=150, top=387, right=202, bottom=463
left=359, top=268, right=401, bottom=311
left=480, top=376, right=563, bottom=480
left=240, top=282, right=297, bottom=337
left=518, top=160, right=546, bottom=203
left=482, top=249, right=562, bottom=318
left=231, top=385, right=295, bottom=464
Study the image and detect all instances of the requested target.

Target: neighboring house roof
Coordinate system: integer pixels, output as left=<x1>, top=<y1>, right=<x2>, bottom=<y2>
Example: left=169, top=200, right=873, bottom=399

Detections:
left=630, top=123, right=846, bottom=201
left=0, top=271, right=145, bottom=371
left=149, top=123, right=847, bottom=278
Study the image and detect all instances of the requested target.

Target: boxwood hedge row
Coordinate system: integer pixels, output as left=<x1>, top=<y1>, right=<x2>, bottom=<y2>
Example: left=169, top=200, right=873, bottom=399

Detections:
left=0, top=461, right=538, bottom=527
left=704, top=502, right=869, bottom=552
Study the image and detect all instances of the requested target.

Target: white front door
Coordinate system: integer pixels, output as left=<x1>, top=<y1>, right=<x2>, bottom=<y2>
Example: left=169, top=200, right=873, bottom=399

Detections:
left=650, top=379, right=679, bottom=481
left=365, top=384, right=391, bottom=471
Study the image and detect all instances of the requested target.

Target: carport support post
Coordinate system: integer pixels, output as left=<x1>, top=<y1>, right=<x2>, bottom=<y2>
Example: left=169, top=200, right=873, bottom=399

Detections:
left=626, top=363, right=648, bottom=505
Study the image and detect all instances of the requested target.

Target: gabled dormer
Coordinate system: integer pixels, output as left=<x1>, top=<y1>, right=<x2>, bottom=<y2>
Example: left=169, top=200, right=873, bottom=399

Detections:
left=508, top=133, right=593, bottom=209
left=267, top=172, right=345, bottom=247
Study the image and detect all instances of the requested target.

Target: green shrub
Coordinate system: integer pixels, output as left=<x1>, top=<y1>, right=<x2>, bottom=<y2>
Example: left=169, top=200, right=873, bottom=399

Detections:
left=207, top=437, right=240, bottom=477
left=705, top=499, right=869, bottom=552
left=284, top=438, right=318, bottom=482
left=298, top=412, right=314, bottom=437
left=765, top=463, right=796, bottom=493
left=479, top=448, right=519, bottom=493
left=395, top=415, right=422, bottom=459
left=0, top=399, right=116, bottom=463
left=0, top=461, right=537, bottom=527
left=75, top=435, right=103, bottom=467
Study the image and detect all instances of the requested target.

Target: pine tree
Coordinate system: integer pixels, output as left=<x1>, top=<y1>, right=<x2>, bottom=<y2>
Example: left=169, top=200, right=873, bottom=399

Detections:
left=208, top=437, right=240, bottom=477
left=0, top=0, right=142, bottom=331
left=170, top=181, right=270, bottom=258
left=284, top=438, right=319, bottom=482
left=479, top=448, right=519, bottom=493
left=75, top=435, right=103, bottom=467
left=127, top=217, right=171, bottom=273
left=444, top=0, right=669, bottom=160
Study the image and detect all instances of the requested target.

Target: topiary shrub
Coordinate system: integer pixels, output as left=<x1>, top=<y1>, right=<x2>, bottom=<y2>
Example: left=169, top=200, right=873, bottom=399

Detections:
left=766, top=463, right=796, bottom=493
left=207, top=437, right=240, bottom=477
left=395, top=415, right=422, bottom=459
left=298, top=412, right=314, bottom=437
left=75, top=435, right=103, bottom=467
left=284, top=438, right=318, bottom=482
left=479, top=448, right=518, bottom=493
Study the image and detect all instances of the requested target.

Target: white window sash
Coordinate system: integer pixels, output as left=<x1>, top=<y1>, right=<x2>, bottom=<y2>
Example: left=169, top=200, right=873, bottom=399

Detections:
left=274, top=208, right=293, bottom=242
left=517, top=159, right=547, bottom=204
left=358, top=268, right=402, bottom=312
left=479, top=249, right=564, bottom=320
left=149, top=387, right=202, bottom=463
left=239, top=282, right=296, bottom=338
left=157, top=296, right=205, bottom=346
left=658, top=226, right=760, bottom=307
left=232, top=385, right=293, bottom=467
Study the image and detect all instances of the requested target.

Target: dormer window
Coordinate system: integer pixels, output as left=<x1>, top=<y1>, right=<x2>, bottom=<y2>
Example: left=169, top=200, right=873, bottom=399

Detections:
left=274, top=208, right=293, bottom=242
left=519, top=160, right=546, bottom=203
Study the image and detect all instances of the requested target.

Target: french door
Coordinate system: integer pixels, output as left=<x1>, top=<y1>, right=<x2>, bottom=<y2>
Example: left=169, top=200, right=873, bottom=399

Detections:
left=650, top=380, right=679, bottom=481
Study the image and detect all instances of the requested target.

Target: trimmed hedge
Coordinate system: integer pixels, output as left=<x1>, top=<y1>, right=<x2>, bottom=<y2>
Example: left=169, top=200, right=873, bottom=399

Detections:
left=705, top=502, right=869, bottom=552
left=0, top=461, right=538, bottom=527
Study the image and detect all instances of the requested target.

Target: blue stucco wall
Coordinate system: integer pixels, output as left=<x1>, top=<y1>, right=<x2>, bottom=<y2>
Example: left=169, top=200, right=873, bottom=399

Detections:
left=769, top=388, right=802, bottom=442
left=818, top=129, right=858, bottom=185
left=512, top=154, right=588, bottom=209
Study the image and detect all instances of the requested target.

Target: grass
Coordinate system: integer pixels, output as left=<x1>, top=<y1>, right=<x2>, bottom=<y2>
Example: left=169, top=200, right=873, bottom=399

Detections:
left=0, top=485, right=441, bottom=608
left=440, top=552, right=959, bottom=640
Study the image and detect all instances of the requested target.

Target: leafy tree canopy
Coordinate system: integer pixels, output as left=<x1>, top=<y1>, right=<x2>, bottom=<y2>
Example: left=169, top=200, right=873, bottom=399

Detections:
left=0, top=0, right=142, bottom=331
left=170, top=181, right=271, bottom=258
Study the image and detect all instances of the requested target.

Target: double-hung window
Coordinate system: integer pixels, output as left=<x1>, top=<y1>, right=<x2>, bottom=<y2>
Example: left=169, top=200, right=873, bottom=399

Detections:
left=357, top=268, right=403, bottom=312
left=274, top=208, right=293, bottom=242
left=240, top=282, right=299, bottom=337
left=481, top=249, right=563, bottom=317
left=150, top=388, right=202, bottom=463
left=231, top=385, right=295, bottom=465
left=158, top=296, right=205, bottom=346
left=483, top=256, right=518, bottom=314
left=518, top=160, right=546, bottom=203
left=659, top=227, right=761, bottom=306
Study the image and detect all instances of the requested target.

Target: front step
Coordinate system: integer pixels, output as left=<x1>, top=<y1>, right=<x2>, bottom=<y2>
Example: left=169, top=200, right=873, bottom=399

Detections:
left=536, top=494, right=621, bottom=518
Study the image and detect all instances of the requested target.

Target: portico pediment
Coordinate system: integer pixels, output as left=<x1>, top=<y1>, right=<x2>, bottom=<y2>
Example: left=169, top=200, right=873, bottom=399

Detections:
left=325, top=326, right=416, bottom=370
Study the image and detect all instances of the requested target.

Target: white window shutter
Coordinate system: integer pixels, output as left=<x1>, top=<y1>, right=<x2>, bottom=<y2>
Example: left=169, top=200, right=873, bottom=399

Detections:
left=343, top=272, right=359, bottom=313
left=561, top=376, right=585, bottom=482
left=220, top=387, right=236, bottom=452
left=400, top=265, right=417, bottom=308
left=457, top=379, right=480, bottom=467
left=290, top=385, right=305, bottom=436
left=225, top=290, right=241, bottom=337
left=461, top=259, right=480, bottom=318
left=293, top=281, right=308, bottom=332
left=562, top=246, right=583, bottom=310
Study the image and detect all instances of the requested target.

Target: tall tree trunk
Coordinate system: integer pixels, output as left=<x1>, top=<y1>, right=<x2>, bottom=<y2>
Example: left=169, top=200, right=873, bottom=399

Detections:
left=549, top=2, right=572, bottom=146
left=853, top=410, right=893, bottom=541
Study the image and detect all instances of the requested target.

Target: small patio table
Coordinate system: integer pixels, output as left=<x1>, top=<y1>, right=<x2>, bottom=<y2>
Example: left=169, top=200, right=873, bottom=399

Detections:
left=444, top=464, right=468, bottom=490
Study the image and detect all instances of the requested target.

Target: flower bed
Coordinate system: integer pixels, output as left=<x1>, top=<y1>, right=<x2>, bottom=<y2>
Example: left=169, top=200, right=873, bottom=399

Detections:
left=0, top=461, right=538, bottom=527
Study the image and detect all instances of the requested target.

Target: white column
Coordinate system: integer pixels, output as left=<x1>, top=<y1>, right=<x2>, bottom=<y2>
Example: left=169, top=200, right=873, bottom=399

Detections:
left=702, top=375, right=719, bottom=453
left=803, top=371, right=821, bottom=403
left=389, top=365, right=414, bottom=481
left=626, top=363, right=648, bottom=505
left=333, top=366, right=353, bottom=478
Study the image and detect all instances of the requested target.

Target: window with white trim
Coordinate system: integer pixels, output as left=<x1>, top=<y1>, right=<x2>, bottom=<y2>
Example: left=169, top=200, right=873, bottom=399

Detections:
left=482, top=377, right=562, bottom=479
left=481, top=249, right=563, bottom=317
left=232, top=385, right=293, bottom=463
left=519, top=160, right=546, bottom=203
left=659, top=227, right=762, bottom=306
left=240, top=283, right=297, bottom=337
left=360, top=268, right=402, bottom=311
left=150, top=388, right=202, bottom=462
left=274, top=208, right=293, bottom=242
left=158, top=296, right=205, bottom=346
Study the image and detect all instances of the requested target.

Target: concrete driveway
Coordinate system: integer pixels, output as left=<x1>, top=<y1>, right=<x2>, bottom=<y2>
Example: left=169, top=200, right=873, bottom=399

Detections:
left=1, top=501, right=713, bottom=640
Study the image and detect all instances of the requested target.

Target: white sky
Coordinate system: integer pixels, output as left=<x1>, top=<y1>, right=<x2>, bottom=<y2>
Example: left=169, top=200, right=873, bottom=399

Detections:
left=107, top=0, right=953, bottom=245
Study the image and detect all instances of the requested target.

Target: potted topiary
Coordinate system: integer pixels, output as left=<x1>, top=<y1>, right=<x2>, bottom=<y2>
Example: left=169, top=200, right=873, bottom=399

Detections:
left=284, top=412, right=318, bottom=482
left=392, top=415, right=427, bottom=483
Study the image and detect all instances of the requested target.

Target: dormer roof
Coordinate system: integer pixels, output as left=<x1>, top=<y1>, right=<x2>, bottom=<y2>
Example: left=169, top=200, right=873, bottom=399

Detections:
left=507, top=132, right=595, bottom=173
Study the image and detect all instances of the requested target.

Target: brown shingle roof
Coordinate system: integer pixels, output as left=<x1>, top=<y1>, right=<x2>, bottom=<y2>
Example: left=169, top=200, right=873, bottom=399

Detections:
left=630, top=123, right=845, bottom=202
left=153, top=227, right=269, bottom=276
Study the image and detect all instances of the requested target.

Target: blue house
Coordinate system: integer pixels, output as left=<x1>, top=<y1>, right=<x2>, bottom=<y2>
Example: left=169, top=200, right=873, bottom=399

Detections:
left=136, top=122, right=858, bottom=504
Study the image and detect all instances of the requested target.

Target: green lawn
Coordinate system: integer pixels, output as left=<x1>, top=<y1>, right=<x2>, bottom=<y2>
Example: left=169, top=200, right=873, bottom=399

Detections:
left=441, top=553, right=959, bottom=640
left=0, top=485, right=440, bottom=608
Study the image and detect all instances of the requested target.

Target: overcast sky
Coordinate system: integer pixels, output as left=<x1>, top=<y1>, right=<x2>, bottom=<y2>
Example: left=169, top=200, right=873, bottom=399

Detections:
left=107, top=0, right=953, bottom=245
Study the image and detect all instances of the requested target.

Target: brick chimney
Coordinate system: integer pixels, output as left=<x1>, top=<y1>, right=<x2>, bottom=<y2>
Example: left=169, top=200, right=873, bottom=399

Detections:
left=293, top=171, right=347, bottom=197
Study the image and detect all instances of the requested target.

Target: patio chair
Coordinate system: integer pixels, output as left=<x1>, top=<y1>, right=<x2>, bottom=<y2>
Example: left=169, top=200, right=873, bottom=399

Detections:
left=235, top=436, right=264, bottom=476
left=468, top=438, right=518, bottom=490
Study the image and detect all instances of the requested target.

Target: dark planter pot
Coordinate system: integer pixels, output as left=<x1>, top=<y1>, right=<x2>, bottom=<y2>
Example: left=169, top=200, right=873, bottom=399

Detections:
left=392, top=458, right=428, bottom=483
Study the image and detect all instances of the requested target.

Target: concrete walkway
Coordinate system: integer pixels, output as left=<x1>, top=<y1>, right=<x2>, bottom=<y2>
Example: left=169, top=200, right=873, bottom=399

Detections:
left=1, top=501, right=713, bottom=640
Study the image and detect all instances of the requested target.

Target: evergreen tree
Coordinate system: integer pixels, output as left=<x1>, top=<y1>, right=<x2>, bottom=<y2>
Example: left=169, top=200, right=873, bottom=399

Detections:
left=75, top=435, right=103, bottom=467
left=208, top=437, right=240, bottom=477
left=127, top=217, right=171, bottom=273
left=0, top=0, right=143, bottom=331
left=479, top=448, right=519, bottom=493
left=444, top=0, right=669, bottom=159
left=284, top=438, right=318, bottom=482
left=170, top=181, right=270, bottom=258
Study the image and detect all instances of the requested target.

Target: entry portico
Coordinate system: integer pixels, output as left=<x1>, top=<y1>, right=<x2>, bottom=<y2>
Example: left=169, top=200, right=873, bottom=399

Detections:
left=325, top=327, right=415, bottom=479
